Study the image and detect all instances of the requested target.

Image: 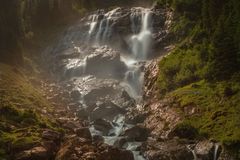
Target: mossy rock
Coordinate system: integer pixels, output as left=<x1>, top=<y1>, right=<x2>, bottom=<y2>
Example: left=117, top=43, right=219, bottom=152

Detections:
left=168, top=122, right=199, bottom=140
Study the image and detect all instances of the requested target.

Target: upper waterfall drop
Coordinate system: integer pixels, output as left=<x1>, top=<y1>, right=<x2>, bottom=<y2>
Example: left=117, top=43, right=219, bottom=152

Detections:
left=85, top=7, right=153, bottom=99
left=130, top=8, right=152, bottom=60
left=88, top=7, right=122, bottom=46
left=89, top=15, right=98, bottom=35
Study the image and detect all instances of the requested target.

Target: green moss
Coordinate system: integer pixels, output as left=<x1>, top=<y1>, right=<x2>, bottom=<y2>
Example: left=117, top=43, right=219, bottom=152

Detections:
left=167, top=80, right=240, bottom=145
left=0, top=63, right=64, bottom=157
left=0, top=130, right=40, bottom=147
left=0, top=63, right=54, bottom=112
left=157, top=43, right=211, bottom=93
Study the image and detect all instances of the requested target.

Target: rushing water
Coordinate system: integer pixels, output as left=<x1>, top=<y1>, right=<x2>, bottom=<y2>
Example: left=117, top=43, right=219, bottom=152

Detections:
left=87, top=7, right=152, bottom=98
left=88, top=7, right=122, bottom=45
left=214, top=143, right=220, bottom=160
left=187, top=145, right=198, bottom=160
left=49, top=7, right=154, bottom=160
left=130, top=8, right=152, bottom=60
left=85, top=7, right=153, bottom=160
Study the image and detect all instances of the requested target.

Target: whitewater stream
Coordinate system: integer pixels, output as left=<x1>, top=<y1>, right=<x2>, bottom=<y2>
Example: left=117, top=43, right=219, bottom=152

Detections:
left=47, top=7, right=158, bottom=160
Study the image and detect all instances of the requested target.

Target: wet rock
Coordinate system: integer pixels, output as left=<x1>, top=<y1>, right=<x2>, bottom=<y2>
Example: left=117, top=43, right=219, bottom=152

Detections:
left=75, top=127, right=92, bottom=140
left=74, top=77, right=127, bottom=109
left=69, top=153, right=79, bottom=160
left=70, top=90, right=81, bottom=100
left=121, top=125, right=149, bottom=141
left=93, top=119, right=113, bottom=135
left=63, top=121, right=82, bottom=132
left=121, top=90, right=133, bottom=102
left=99, top=147, right=134, bottom=160
left=143, top=59, right=161, bottom=101
left=90, top=101, right=126, bottom=121
left=83, top=85, right=116, bottom=107
left=41, top=140, right=58, bottom=154
left=92, top=135, right=104, bottom=143
left=194, top=140, right=214, bottom=160
left=124, top=142, right=142, bottom=151
left=85, top=46, right=127, bottom=79
left=113, top=137, right=127, bottom=148
left=126, top=113, right=147, bottom=124
left=55, top=141, right=74, bottom=160
left=77, top=108, right=89, bottom=120
left=168, top=123, right=198, bottom=140
left=143, top=139, right=194, bottom=160
left=218, top=148, right=235, bottom=160
left=82, top=152, right=97, bottom=160
left=68, top=103, right=81, bottom=112
left=16, top=146, right=50, bottom=160
left=144, top=99, right=183, bottom=139
left=56, top=50, right=80, bottom=60
left=126, top=108, right=147, bottom=124
left=42, top=129, right=61, bottom=142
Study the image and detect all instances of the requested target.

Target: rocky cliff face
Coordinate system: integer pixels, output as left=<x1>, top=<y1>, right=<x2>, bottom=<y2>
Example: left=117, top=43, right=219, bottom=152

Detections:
left=142, top=52, right=236, bottom=160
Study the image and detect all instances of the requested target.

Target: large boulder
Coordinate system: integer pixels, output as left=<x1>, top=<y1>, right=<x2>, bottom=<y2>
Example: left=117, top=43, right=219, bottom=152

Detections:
left=70, top=89, right=81, bottom=101
left=93, top=119, right=113, bottom=135
left=113, top=137, right=127, bottom=148
left=218, top=148, right=234, bottom=160
left=55, top=141, right=74, bottom=160
left=76, top=108, right=89, bottom=120
left=194, top=140, right=215, bottom=160
left=85, top=46, right=127, bottom=79
left=168, top=123, right=198, bottom=140
left=90, top=101, right=126, bottom=121
left=121, top=124, right=149, bottom=141
left=16, top=146, right=50, bottom=160
left=42, top=129, right=61, bottom=143
left=75, top=127, right=92, bottom=140
left=99, top=146, right=134, bottom=160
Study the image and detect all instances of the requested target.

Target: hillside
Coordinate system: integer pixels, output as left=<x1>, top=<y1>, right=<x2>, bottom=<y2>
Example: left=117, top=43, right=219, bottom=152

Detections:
left=0, top=0, right=239, bottom=160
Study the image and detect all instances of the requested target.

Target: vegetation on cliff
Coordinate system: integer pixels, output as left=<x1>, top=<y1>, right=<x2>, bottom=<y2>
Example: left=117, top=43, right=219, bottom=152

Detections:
left=155, top=0, right=240, bottom=153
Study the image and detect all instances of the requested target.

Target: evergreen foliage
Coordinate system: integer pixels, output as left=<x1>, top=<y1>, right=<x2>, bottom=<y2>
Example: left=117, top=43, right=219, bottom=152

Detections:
left=157, top=0, right=240, bottom=92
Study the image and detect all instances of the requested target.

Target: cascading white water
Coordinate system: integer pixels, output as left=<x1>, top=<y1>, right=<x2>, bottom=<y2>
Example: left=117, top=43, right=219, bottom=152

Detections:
left=124, top=65, right=144, bottom=98
left=89, top=15, right=98, bottom=35
left=187, top=145, right=198, bottom=160
left=104, top=115, right=126, bottom=145
left=130, top=8, right=152, bottom=60
left=85, top=8, right=154, bottom=160
left=89, top=7, right=121, bottom=45
left=214, top=143, right=220, bottom=160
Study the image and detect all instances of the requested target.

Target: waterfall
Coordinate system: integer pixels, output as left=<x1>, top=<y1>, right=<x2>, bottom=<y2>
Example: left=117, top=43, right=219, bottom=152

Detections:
left=125, top=68, right=144, bottom=97
left=89, top=7, right=121, bottom=45
left=214, top=143, right=220, bottom=160
left=130, top=8, right=152, bottom=60
left=96, top=20, right=104, bottom=44
left=187, top=145, right=198, bottom=160
left=89, top=15, right=98, bottom=35
left=102, top=19, right=110, bottom=42
left=192, top=150, right=197, bottom=160
left=130, top=11, right=141, bottom=34
left=55, top=7, right=158, bottom=160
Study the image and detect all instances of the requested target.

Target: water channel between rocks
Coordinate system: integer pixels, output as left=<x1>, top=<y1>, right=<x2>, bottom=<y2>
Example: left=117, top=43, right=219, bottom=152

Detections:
left=48, top=7, right=158, bottom=160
